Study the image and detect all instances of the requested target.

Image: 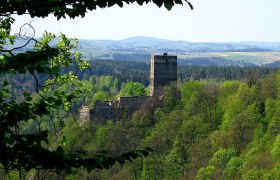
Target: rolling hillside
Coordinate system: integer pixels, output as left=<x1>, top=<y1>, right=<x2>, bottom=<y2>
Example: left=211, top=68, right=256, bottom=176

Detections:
left=8, top=36, right=280, bottom=66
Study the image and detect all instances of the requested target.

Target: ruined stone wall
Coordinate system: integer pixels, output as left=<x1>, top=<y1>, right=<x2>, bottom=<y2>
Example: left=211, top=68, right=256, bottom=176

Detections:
left=118, top=96, right=153, bottom=112
left=87, top=101, right=119, bottom=124
left=80, top=105, right=90, bottom=123
left=86, top=97, right=154, bottom=124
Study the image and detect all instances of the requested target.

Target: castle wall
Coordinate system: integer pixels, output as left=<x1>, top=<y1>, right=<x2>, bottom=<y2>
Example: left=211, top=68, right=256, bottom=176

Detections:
left=89, top=100, right=122, bottom=124
left=118, top=96, right=153, bottom=112
left=80, top=105, right=90, bottom=123
left=85, top=97, right=154, bottom=124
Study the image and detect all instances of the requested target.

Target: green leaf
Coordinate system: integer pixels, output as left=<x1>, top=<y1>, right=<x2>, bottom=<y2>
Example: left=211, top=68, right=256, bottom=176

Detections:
left=154, top=0, right=163, bottom=8
left=136, top=0, right=145, bottom=5
left=26, top=96, right=32, bottom=101
left=3, top=80, right=8, bottom=86
left=164, top=2, right=173, bottom=10
left=116, top=1, right=124, bottom=7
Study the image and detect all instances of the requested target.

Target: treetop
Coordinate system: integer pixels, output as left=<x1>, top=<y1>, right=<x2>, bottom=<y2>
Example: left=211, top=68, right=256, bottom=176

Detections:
left=0, top=0, right=193, bottom=19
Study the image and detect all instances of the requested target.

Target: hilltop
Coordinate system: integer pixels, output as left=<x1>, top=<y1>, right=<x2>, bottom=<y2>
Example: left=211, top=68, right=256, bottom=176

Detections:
left=79, top=36, right=280, bottom=52
left=8, top=36, right=280, bottom=66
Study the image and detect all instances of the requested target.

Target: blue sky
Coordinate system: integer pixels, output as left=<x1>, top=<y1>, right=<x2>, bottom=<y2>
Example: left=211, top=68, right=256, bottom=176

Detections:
left=12, top=0, right=280, bottom=42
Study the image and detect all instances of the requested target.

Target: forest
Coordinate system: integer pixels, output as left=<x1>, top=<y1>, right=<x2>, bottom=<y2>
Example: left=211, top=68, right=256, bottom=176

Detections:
left=49, top=66, right=280, bottom=179
left=1, top=0, right=280, bottom=179
left=4, top=59, right=278, bottom=109
left=2, top=56, right=280, bottom=179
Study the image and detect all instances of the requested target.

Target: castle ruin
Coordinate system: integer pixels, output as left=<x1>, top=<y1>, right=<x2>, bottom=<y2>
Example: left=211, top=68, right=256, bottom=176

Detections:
left=150, top=53, right=177, bottom=96
left=80, top=53, right=177, bottom=124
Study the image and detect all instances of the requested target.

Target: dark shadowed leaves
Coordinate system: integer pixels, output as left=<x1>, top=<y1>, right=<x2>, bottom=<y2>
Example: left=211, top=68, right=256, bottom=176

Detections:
left=0, top=0, right=193, bottom=19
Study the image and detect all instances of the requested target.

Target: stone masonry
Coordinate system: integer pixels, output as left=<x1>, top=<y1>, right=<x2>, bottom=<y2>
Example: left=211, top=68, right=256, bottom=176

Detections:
left=150, top=52, right=177, bottom=96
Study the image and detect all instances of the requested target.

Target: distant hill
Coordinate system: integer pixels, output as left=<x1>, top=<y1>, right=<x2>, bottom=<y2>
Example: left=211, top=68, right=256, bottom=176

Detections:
left=78, top=36, right=280, bottom=52
left=6, top=36, right=280, bottom=66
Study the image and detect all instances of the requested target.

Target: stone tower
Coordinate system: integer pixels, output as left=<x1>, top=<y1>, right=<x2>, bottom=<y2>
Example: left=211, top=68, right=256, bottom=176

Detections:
left=150, top=53, right=177, bottom=97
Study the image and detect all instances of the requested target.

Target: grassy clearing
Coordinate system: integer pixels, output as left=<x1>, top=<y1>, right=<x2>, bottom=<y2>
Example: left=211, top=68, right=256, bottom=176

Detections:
left=179, top=52, right=280, bottom=65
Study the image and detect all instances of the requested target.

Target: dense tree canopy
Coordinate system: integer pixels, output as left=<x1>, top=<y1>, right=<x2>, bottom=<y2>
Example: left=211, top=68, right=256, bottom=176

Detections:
left=5, top=0, right=280, bottom=179
left=0, top=25, right=152, bottom=177
left=119, top=82, right=147, bottom=97
left=0, top=0, right=193, bottom=19
left=1, top=0, right=182, bottom=177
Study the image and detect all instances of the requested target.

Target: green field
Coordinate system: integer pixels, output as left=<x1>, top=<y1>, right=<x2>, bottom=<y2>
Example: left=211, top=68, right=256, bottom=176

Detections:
left=179, top=52, right=280, bottom=65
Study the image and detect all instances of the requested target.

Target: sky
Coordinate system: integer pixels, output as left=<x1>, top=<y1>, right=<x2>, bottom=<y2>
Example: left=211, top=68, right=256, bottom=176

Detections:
left=11, top=0, right=280, bottom=42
